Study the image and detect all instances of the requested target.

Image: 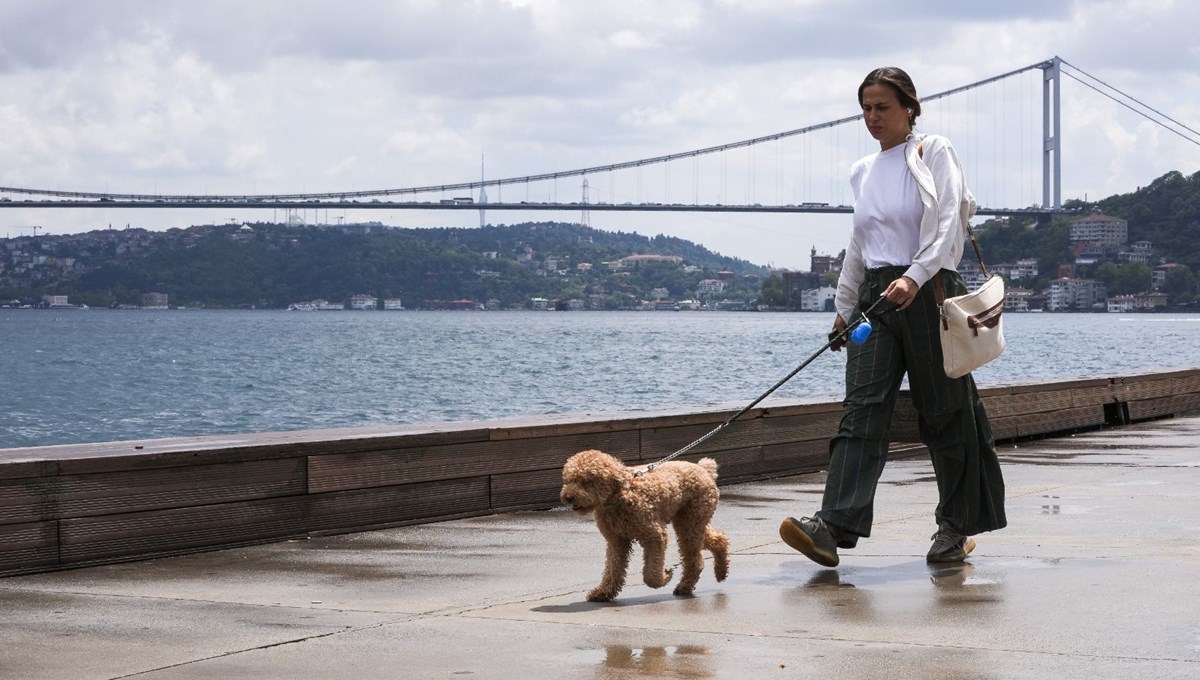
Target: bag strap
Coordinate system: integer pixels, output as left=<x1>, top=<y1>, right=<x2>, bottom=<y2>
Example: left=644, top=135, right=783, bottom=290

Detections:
left=917, top=138, right=991, bottom=279
left=932, top=273, right=949, bottom=330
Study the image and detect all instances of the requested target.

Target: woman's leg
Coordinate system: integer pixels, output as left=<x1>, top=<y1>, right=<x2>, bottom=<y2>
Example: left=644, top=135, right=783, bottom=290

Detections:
left=902, top=271, right=1007, bottom=536
left=818, top=285, right=907, bottom=543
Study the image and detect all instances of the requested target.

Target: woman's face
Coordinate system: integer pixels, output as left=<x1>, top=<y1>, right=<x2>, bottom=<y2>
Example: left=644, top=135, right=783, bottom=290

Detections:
left=860, top=83, right=911, bottom=150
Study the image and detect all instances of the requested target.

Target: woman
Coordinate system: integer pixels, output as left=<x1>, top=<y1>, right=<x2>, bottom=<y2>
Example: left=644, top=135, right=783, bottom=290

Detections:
left=780, top=67, right=1007, bottom=566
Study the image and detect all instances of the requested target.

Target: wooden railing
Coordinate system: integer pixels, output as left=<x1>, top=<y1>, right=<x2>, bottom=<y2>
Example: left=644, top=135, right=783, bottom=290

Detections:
left=3, top=369, right=1198, bottom=577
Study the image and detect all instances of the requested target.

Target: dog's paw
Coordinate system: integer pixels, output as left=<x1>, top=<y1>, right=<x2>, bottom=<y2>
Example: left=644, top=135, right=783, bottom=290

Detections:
left=644, top=568, right=674, bottom=589
left=586, top=588, right=616, bottom=602
left=672, top=584, right=695, bottom=597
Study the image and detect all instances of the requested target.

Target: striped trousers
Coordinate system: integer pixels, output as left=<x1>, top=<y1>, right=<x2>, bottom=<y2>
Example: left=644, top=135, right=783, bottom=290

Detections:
left=817, top=266, right=1007, bottom=546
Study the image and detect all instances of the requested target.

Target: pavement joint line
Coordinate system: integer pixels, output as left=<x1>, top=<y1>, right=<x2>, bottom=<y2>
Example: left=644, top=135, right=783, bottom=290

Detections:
left=110, top=621, right=396, bottom=680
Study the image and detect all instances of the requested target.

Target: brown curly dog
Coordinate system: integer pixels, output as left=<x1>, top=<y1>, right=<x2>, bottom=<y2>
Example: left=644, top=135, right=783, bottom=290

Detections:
left=560, top=449, right=730, bottom=602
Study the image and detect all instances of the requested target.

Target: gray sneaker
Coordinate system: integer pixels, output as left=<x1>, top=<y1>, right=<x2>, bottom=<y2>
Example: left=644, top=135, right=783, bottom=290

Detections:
left=927, top=524, right=977, bottom=563
left=779, top=516, right=840, bottom=567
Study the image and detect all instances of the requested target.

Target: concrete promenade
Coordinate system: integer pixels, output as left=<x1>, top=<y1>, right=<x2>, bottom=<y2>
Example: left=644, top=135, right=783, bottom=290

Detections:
left=2, top=415, right=1198, bottom=679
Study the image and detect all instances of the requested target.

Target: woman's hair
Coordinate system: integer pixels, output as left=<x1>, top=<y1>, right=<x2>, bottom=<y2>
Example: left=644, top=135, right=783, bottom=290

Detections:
left=858, top=67, right=921, bottom=127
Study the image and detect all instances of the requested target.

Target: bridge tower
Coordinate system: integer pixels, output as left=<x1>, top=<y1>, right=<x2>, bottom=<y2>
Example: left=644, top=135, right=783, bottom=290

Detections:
left=580, top=177, right=591, bottom=228
left=1041, top=57, right=1063, bottom=210
left=478, top=154, right=488, bottom=227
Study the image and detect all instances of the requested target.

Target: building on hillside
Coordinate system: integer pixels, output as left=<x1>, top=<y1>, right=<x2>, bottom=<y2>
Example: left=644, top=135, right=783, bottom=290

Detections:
left=696, top=279, right=725, bottom=296
left=1010, top=258, right=1039, bottom=280
left=1070, top=214, right=1127, bottom=246
left=1152, top=263, right=1184, bottom=290
left=957, top=258, right=988, bottom=290
left=615, top=254, right=683, bottom=269
left=809, top=247, right=844, bottom=275
left=1119, top=240, right=1154, bottom=264
left=383, top=298, right=404, bottom=310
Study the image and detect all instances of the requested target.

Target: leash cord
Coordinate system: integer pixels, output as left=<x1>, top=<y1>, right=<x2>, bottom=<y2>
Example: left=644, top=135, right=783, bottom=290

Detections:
left=633, top=295, right=889, bottom=477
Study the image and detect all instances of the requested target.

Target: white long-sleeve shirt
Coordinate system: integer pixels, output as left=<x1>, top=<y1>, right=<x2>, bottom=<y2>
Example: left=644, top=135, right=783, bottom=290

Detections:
left=834, top=133, right=976, bottom=322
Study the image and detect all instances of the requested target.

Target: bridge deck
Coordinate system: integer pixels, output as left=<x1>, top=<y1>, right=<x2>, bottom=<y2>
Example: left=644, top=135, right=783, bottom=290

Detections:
left=1, top=413, right=1198, bottom=679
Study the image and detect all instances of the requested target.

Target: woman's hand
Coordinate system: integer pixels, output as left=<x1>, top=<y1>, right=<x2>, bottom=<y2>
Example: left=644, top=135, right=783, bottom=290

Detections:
left=829, top=314, right=848, bottom=352
left=883, top=276, right=919, bottom=311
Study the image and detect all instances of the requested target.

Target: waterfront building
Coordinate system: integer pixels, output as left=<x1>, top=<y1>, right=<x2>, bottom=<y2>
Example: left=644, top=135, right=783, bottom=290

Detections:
left=1005, top=287, right=1034, bottom=312
left=349, top=294, right=378, bottom=310
left=383, top=298, right=404, bottom=310
left=1133, top=291, right=1169, bottom=310
left=142, top=292, right=168, bottom=309
left=1107, top=295, right=1136, bottom=313
left=1046, top=278, right=1107, bottom=312
left=800, top=286, right=836, bottom=312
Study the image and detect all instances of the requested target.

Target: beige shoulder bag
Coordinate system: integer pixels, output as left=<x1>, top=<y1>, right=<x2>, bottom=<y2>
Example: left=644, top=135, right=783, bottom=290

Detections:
left=920, top=141, right=1006, bottom=379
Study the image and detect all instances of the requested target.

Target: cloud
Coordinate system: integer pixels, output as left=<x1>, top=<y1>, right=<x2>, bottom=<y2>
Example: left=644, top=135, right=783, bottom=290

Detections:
left=0, top=0, right=1196, bottom=269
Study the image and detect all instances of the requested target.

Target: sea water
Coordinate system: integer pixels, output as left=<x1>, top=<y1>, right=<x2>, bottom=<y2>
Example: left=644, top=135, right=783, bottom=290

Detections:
left=2, top=309, right=1198, bottom=448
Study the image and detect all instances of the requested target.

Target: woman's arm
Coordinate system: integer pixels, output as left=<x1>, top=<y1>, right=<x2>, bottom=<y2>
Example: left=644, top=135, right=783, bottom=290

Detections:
left=907, top=135, right=969, bottom=288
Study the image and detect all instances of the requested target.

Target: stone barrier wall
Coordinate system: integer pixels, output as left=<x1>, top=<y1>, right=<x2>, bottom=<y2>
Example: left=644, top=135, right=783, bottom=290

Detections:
left=3, top=369, right=1198, bottom=577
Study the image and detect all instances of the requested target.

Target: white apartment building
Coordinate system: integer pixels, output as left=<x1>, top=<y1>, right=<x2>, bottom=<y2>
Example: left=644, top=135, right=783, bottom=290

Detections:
left=1004, top=287, right=1033, bottom=312
left=1046, top=278, right=1107, bottom=312
left=349, top=294, right=377, bottom=310
left=696, top=279, right=725, bottom=296
left=1070, top=214, right=1127, bottom=246
left=800, top=286, right=836, bottom=312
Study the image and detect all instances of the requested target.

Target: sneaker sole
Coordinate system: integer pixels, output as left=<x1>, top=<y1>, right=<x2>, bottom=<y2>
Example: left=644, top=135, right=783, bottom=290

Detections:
left=926, top=536, right=977, bottom=563
left=779, top=519, right=839, bottom=567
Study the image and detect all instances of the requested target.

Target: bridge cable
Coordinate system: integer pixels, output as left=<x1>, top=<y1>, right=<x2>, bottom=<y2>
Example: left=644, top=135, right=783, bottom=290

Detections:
left=1059, top=60, right=1200, bottom=146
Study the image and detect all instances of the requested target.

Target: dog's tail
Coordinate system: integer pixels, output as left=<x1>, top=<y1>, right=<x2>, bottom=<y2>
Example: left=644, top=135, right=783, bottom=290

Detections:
left=697, top=457, right=719, bottom=481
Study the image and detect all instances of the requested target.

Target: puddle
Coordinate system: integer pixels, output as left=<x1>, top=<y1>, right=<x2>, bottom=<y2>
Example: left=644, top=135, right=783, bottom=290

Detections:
left=571, top=644, right=715, bottom=679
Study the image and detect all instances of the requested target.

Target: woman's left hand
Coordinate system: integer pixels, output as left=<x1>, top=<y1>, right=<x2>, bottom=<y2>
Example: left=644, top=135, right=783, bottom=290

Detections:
left=883, top=276, right=919, bottom=311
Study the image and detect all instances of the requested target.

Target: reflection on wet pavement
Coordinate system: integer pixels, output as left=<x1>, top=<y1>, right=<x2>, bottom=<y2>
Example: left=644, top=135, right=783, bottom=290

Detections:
left=596, top=645, right=714, bottom=679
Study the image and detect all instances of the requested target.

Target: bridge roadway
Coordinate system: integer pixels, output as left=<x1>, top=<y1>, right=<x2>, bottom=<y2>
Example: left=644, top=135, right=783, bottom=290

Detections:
left=0, top=198, right=1058, bottom=218
left=2, top=415, right=1197, bottom=679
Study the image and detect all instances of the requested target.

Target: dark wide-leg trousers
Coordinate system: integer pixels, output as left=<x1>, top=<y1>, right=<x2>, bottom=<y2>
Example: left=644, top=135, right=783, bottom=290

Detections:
left=817, top=266, right=1007, bottom=547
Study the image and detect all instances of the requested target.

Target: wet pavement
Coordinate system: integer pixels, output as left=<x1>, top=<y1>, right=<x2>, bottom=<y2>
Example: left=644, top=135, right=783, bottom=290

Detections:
left=2, top=415, right=1199, bottom=679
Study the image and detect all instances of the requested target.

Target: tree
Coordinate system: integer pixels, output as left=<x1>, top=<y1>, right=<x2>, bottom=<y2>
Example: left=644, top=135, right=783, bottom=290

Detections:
left=759, top=274, right=788, bottom=308
left=1163, top=265, right=1198, bottom=303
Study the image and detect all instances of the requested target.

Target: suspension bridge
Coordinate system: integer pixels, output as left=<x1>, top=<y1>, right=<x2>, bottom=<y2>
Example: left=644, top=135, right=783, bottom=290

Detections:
left=1, top=56, right=1195, bottom=224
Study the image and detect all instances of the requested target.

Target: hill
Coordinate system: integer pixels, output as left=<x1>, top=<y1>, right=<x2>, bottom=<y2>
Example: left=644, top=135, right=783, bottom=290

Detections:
left=0, top=221, right=769, bottom=310
left=967, top=170, right=1200, bottom=302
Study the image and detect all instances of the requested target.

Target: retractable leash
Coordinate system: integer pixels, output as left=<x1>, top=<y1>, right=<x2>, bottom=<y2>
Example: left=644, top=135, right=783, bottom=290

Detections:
left=632, top=294, right=893, bottom=478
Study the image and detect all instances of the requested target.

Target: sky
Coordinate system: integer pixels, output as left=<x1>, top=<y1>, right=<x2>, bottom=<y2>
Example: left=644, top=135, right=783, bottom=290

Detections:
left=1, top=0, right=1198, bottom=269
